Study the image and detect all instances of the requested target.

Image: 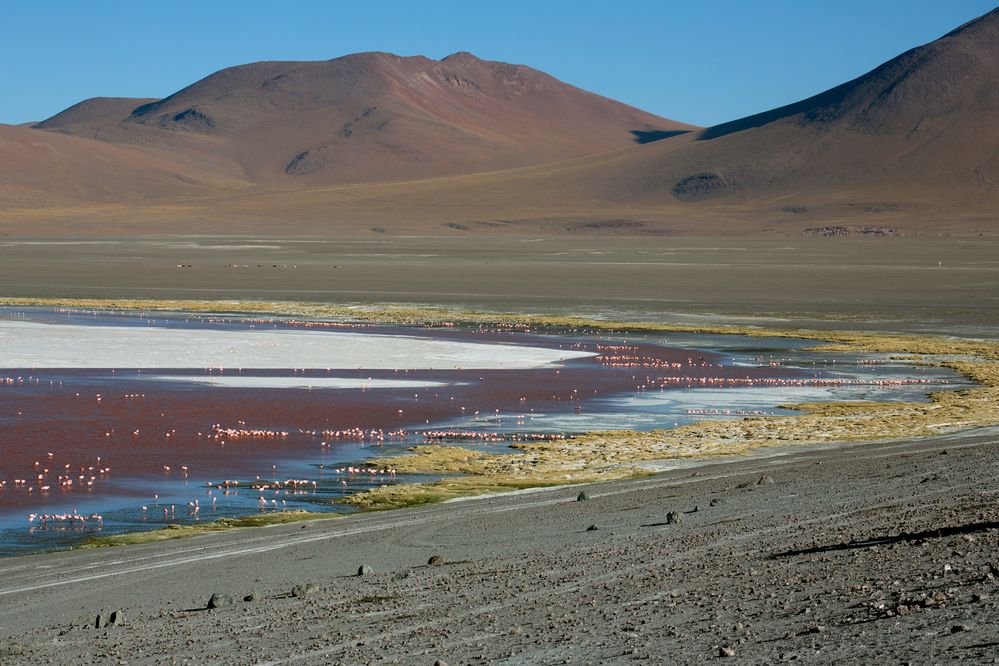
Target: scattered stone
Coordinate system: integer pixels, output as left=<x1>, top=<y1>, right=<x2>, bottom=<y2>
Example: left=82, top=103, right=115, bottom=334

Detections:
left=428, top=555, right=446, bottom=566
left=207, top=593, right=234, bottom=610
left=577, top=492, right=590, bottom=502
left=951, top=624, right=971, bottom=633
left=667, top=512, right=682, bottom=524
left=358, top=565, right=373, bottom=576
left=757, top=475, right=775, bottom=485
left=586, top=524, right=599, bottom=531
left=972, top=592, right=988, bottom=603
left=709, top=498, right=724, bottom=507
left=393, top=571, right=411, bottom=581
left=291, top=584, right=316, bottom=598
left=243, top=592, right=259, bottom=602
left=107, top=610, right=125, bottom=627
left=718, top=645, right=736, bottom=657
left=94, top=614, right=105, bottom=629
left=434, top=660, right=449, bottom=666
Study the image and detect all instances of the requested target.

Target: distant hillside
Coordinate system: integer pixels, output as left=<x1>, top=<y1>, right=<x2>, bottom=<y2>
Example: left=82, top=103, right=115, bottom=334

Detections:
left=2, top=10, right=997, bottom=236
left=34, top=51, right=690, bottom=186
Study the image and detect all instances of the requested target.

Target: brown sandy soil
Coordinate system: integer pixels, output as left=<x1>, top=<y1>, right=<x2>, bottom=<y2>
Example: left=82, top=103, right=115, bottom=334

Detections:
left=1, top=236, right=996, bottom=334
left=1, top=430, right=997, bottom=664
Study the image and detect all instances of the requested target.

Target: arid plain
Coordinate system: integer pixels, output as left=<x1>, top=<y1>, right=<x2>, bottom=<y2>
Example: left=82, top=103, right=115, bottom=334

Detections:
left=1, top=236, right=997, bottom=332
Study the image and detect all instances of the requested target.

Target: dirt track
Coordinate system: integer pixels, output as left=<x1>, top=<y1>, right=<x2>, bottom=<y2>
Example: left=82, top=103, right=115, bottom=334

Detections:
left=2, top=430, right=997, bottom=664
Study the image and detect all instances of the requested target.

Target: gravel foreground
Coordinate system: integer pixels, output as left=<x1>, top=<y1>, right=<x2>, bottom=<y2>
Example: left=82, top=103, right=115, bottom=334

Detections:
left=2, top=432, right=998, bottom=665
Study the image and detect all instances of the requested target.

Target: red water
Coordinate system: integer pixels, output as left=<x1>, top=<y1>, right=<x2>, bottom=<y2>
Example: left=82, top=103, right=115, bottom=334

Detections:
left=0, top=326, right=810, bottom=518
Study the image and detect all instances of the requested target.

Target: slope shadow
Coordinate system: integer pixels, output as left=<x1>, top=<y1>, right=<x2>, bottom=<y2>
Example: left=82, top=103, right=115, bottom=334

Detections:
left=770, top=521, right=999, bottom=559
left=630, top=129, right=691, bottom=144
left=697, top=40, right=928, bottom=140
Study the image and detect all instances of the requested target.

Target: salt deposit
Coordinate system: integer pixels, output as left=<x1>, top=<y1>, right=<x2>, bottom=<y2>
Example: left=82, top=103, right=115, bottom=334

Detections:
left=0, top=320, right=593, bottom=370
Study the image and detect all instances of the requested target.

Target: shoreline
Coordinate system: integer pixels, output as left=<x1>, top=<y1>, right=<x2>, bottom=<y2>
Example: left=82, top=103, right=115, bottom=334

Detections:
left=3, top=297, right=998, bottom=537
left=2, top=428, right=997, bottom=663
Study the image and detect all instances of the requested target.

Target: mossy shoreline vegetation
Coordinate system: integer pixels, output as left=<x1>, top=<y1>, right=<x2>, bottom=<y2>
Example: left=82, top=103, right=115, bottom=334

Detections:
left=79, top=511, right=340, bottom=548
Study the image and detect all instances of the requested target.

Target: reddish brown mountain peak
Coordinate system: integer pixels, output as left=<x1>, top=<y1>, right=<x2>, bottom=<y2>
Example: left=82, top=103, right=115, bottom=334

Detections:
left=441, top=51, right=481, bottom=62
left=34, top=51, right=687, bottom=186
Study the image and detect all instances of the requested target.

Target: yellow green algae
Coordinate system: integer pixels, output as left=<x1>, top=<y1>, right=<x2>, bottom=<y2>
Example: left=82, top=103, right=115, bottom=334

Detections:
left=6, top=297, right=998, bottom=513
left=79, top=511, right=339, bottom=548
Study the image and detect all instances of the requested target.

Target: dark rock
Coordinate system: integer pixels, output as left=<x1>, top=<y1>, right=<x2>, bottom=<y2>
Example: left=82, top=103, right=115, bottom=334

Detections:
left=428, top=555, right=446, bottom=566
left=291, top=583, right=316, bottom=598
left=207, top=593, right=234, bottom=609
left=951, top=624, right=971, bottom=633
left=586, top=524, right=599, bottom=531
left=672, top=171, right=731, bottom=201
left=577, top=492, right=590, bottom=501
left=667, top=512, right=682, bottom=524
left=358, top=565, right=373, bottom=576
left=94, top=614, right=105, bottom=629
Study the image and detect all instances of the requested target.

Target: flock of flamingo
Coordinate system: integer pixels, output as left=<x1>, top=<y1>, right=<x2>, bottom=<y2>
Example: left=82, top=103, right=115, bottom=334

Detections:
left=0, top=307, right=957, bottom=548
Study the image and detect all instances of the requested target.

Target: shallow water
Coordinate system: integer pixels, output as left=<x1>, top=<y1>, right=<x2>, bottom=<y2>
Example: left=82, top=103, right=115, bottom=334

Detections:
left=0, top=307, right=968, bottom=555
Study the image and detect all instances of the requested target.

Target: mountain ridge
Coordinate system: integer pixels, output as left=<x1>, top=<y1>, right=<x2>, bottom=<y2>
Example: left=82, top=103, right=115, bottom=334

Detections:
left=2, top=9, right=997, bottom=236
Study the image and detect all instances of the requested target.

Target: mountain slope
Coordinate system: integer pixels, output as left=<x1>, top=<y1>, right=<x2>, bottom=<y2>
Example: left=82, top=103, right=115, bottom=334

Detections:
left=4, top=9, right=998, bottom=236
left=37, top=51, right=692, bottom=186
left=0, top=124, right=241, bottom=210
left=602, top=6, right=999, bottom=210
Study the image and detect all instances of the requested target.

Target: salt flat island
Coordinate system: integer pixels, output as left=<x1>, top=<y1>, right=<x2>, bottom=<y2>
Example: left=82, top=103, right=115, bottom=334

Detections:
left=0, top=318, right=595, bottom=370
left=0, top=306, right=973, bottom=555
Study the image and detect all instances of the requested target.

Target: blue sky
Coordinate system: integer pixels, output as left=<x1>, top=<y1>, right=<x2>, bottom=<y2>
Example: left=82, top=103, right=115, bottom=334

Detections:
left=4, top=1, right=995, bottom=126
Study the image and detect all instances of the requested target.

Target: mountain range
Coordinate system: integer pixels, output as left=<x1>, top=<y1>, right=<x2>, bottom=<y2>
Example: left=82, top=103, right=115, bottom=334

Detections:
left=1, top=6, right=997, bottom=235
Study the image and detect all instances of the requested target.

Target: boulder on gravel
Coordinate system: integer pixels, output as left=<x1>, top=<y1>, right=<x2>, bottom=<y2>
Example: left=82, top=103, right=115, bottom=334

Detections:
left=718, top=645, right=736, bottom=657
left=757, top=475, right=774, bottom=485
left=358, top=565, right=373, bottom=576
left=428, top=555, right=446, bottom=566
left=586, top=524, right=599, bottom=531
left=107, top=610, right=125, bottom=627
left=577, top=491, right=590, bottom=501
left=667, top=512, right=682, bottom=524
left=243, top=592, right=259, bottom=602
left=291, top=583, right=316, bottom=598
left=207, top=593, right=234, bottom=610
